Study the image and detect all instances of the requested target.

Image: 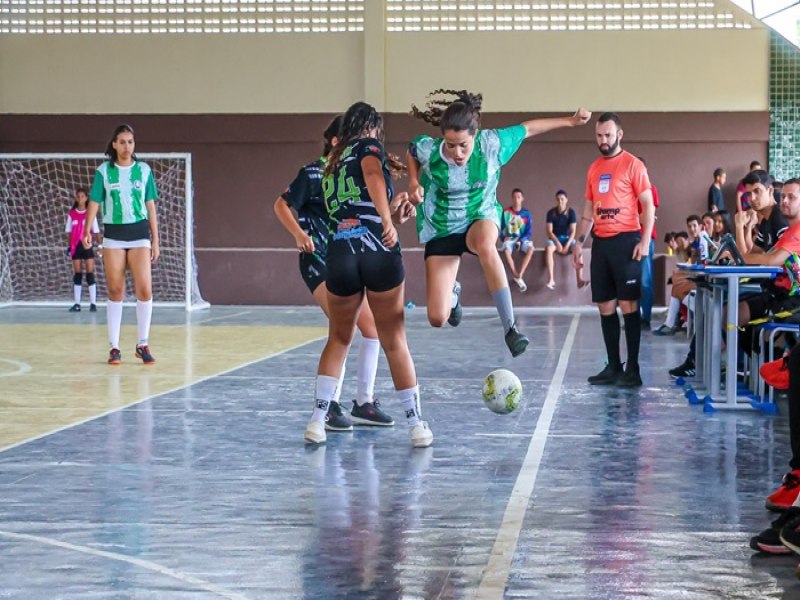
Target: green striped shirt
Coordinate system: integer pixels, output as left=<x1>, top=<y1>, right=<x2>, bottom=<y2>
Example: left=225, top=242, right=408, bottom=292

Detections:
left=89, top=161, right=158, bottom=225
left=410, top=125, right=526, bottom=243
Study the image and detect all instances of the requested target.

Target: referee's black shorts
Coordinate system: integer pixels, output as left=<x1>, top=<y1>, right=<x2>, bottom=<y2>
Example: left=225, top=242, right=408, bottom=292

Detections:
left=590, top=231, right=642, bottom=303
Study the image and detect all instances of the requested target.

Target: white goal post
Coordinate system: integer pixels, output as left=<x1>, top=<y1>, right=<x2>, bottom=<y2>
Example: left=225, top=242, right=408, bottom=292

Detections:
left=0, top=153, right=208, bottom=310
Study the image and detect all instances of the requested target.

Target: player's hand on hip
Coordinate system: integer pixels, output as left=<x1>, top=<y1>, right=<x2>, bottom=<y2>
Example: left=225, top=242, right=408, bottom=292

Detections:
left=382, top=222, right=398, bottom=248
left=295, top=232, right=315, bottom=253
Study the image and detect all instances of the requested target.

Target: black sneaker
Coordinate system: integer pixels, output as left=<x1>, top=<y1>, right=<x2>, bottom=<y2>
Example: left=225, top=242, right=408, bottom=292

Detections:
left=89, top=304, right=97, bottom=313
left=108, top=348, right=121, bottom=365
left=616, top=365, right=643, bottom=388
left=588, top=363, right=623, bottom=385
left=68, top=303, right=81, bottom=312
left=669, top=358, right=696, bottom=378
left=448, top=281, right=463, bottom=327
left=505, top=322, right=529, bottom=357
left=135, top=344, right=156, bottom=365
left=778, top=508, right=800, bottom=554
left=751, top=508, right=800, bottom=554
left=652, top=323, right=679, bottom=336
left=350, top=399, right=395, bottom=426
left=325, top=401, right=353, bottom=431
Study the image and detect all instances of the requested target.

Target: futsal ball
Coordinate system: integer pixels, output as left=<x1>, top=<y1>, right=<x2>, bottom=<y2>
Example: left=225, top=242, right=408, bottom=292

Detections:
left=482, top=369, right=522, bottom=414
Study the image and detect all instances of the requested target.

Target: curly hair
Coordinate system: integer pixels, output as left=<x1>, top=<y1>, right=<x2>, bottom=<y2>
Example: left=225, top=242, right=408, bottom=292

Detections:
left=410, top=89, right=483, bottom=134
left=324, top=102, right=405, bottom=178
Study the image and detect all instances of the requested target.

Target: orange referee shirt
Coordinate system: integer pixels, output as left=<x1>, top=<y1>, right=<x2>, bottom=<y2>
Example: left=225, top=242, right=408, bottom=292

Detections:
left=585, top=150, right=651, bottom=238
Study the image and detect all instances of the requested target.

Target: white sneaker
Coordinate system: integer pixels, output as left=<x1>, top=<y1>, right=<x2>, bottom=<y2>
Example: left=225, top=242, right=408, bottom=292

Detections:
left=304, top=420, right=326, bottom=444
left=516, top=278, right=528, bottom=292
left=410, top=421, right=434, bottom=448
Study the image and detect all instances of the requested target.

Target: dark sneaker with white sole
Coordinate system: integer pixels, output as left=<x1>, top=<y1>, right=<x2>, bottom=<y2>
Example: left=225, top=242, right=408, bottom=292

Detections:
left=505, top=322, right=529, bottom=357
left=448, top=281, right=463, bottom=327
left=750, top=508, right=800, bottom=554
left=350, top=399, right=394, bottom=426
left=69, top=303, right=81, bottom=312
left=669, top=358, right=696, bottom=378
left=325, top=401, right=353, bottom=431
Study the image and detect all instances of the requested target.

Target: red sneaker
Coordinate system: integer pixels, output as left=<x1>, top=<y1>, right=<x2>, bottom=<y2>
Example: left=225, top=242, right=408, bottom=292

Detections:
left=760, top=356, right=790, bottom=391
left=767, top=470, right=800, bottom=512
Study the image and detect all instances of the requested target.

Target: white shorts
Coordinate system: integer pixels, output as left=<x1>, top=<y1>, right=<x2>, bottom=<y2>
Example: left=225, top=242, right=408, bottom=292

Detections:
left=103, top=238, right=151, bottom=250
left=501, top=239, right=533, bottom=254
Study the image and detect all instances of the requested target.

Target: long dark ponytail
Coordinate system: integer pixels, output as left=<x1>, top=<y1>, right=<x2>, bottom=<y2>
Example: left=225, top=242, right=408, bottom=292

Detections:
left=322, top=115, right=343, bottom=157
left=105, top=123, right=137, bottom=166
left=324, top=102, right=405, bottom=178
left=410, top=89, right=483, bottom=135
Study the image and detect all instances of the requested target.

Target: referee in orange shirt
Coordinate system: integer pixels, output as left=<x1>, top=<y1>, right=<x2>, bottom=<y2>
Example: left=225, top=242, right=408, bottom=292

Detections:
left=572, top=113, right=655, bottom=387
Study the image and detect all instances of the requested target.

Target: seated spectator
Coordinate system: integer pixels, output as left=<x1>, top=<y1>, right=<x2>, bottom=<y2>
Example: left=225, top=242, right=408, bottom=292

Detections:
left=500, top=188, right=534, bottom=292
left=654, top=215, right=704, bottom=336
left=544, top=190, right=587, bottom=290
left=674, top=231, right=691, bottom=262
left=664, top=232, right=677, bottom=255
left=712, top=209, right=732, bottom=243
left=736, top=160, right=763, bottom=212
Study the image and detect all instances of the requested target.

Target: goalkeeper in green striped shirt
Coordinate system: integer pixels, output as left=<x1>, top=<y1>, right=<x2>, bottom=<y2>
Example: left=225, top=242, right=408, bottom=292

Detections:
left=406, top=89, right=591, bottom=357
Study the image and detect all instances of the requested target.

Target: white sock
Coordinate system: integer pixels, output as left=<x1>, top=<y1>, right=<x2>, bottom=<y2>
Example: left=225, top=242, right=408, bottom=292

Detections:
left=136, top=299, right=153, bottom=346
left=312, top=375, right=339, bottom=423
left=665, top=297, right=681, bottom=328
left=106, top=300, right=123, bottom=349
left=333, top=365, right=346, bottom=404
left=397, top=385, right=421, bottom=428
left=73, top=284, right=82, bottom=305
left=356, top=337, right=380, bottom=406
left=89, top=284, right=97, bottom=304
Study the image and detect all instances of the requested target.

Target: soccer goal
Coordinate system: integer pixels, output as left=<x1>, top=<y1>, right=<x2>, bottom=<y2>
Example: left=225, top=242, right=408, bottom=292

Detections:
left=0, top=153, right=208, bottom=310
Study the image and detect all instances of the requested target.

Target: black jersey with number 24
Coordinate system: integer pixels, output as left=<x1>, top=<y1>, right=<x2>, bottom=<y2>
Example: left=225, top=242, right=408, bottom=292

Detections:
left=322, top=137, right=399, bottom=257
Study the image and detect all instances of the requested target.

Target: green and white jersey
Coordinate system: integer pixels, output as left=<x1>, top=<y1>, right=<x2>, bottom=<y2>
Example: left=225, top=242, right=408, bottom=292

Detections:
left=409, top=125, right=526, bottom=243
left=89, top=160, right=158, bottom=225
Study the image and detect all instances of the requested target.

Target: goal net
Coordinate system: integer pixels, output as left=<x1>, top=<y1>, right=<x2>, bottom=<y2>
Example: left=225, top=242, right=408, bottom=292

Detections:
left=0, top=153, right=208, bottom=310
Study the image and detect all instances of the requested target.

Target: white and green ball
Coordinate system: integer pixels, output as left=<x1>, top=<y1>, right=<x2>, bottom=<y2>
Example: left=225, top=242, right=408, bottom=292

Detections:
left=482, top=369, right=522, bottom=414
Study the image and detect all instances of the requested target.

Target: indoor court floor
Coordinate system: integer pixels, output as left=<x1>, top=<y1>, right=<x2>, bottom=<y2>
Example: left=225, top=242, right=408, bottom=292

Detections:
left=1, top=305, right=799, bottom=599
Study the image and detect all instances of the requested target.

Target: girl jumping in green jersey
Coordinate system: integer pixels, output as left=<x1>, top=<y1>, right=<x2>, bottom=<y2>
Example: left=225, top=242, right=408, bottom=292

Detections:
left=407, top=90, right=591, bottom=357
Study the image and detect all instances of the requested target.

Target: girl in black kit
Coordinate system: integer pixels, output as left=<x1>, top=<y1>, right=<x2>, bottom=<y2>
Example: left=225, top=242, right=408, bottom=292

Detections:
left=303, top=102, right=433, bottom=449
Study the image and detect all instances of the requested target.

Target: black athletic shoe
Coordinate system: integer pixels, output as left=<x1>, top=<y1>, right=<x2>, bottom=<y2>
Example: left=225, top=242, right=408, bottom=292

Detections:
left=108, top=348, right=121, bottom=365
left=447, top=281, right=462, bottom=327
left=751, top=508, right=800, bottom=554
left=616, top=365, right=643, bottom=388
left=325, top=401, right=353, bottom=431
left=669, top=358, right=696, bottom=378
left=68, top=303, right=81, bottom=312
left=350, top=399, right=395, bottom=426
left=135, top=344, right=156, bottom=365
left=588, top=363, right=623, bottom=385
left=778, top=508, right=800, bottom=554
left=89, top=304, right=97, bottom=313
left=505, top=322, right=529, bottom=357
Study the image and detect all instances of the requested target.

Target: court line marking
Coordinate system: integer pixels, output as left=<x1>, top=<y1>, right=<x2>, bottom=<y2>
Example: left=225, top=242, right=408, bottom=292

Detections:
left=0, top=357, right=32, bottom=377
left=0, top=335, right=326, bottom=455
left=194, top=310, right=252, bottom=324
left=476, top=314, right=580, bottom=600
left=0, top=530, right=248, bottom=600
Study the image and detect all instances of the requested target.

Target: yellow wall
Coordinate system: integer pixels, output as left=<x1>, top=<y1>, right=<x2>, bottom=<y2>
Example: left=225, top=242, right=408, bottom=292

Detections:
left=0, top=34, right=364, bottom=113
left=0, top=28, right=768, bottom=113
left=385, top=30, right=770, bottom=112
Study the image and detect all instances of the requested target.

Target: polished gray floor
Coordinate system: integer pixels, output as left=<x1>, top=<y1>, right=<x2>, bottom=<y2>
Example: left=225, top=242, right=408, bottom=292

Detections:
left=1, top=306, right=799, bottom=599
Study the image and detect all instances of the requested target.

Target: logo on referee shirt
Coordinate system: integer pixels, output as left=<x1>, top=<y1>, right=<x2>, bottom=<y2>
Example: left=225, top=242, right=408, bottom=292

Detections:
left=598, top=174, right=612, bottom=194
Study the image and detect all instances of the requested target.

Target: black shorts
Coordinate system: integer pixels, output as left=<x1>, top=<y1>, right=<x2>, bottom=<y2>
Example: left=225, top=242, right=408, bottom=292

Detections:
left=104, top=220, right=150, bottom=242
left=424, top=230, right=478, bottom=260
left=326, top=250, right=405, bottom=297
left=745, top=292, right=800, bottom=322
left=299, top=252, right=327, bottom=294
left=71, top=244, right=95, bottom=261
left=590, top=231, right=642, bottom=303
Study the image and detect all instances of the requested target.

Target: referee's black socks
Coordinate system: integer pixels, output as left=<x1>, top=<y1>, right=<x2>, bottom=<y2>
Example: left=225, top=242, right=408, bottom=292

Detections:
left=622, top=311, right=641, bottom=371
left=600, top=313, right=622, bottom=369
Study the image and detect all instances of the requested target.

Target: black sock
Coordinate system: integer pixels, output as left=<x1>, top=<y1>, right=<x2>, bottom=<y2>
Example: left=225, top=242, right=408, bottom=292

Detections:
left=623, top=311, right=641, bottom=371
left=600, top=313, right=622, bottom=368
